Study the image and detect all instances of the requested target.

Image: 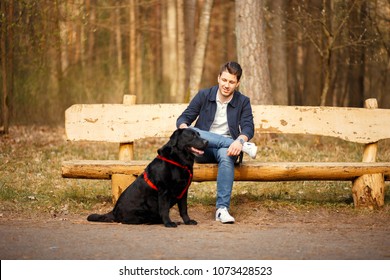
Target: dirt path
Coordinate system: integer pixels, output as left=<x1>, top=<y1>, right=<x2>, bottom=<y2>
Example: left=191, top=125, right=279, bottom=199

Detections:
left=1, top=205, right=389, bottom=260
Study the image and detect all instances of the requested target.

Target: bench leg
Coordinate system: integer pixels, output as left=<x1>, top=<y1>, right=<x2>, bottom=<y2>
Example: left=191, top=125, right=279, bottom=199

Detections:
left=352, top=173, right=385, bottom=209
left=111, top=174, right=137, bottom=204
left=352, top=99, right=386, bottom=209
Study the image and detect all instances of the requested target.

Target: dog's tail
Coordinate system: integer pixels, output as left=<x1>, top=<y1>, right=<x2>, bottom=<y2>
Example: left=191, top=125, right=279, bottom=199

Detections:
left=87, top=211, right=115, bottom=223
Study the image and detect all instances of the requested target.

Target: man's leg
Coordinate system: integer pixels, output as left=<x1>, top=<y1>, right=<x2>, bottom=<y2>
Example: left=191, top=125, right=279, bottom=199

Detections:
left=190, top=127, right=234, bottom=149
left=215, top=148, right=237, bottom=223
left=195, top=147, right=236, bottom=223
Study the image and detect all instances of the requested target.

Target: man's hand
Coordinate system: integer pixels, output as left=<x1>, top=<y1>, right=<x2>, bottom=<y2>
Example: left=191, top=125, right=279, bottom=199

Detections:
left=227, top=140, right=243, bottom=156
left=227, top=135, right=248, bottom=156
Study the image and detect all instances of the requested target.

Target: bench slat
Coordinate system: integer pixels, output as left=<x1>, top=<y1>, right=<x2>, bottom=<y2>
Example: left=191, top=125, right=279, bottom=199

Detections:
left=62, top=160, right=390, bottom=181
left=65, top=104, right=390, bottom=144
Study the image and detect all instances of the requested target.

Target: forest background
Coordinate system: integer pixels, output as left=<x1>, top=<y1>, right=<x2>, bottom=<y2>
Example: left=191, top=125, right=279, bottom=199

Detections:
left=1, top=0, right=390, bottom=131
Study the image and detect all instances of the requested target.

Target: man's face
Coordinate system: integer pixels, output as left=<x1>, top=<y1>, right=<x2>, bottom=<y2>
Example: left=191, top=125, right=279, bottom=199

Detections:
left=217, top=71, right=240, bottom=99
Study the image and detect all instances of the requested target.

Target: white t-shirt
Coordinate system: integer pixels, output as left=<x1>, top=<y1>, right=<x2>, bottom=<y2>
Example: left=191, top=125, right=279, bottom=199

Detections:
left=209, top=95, right=232, bottom=137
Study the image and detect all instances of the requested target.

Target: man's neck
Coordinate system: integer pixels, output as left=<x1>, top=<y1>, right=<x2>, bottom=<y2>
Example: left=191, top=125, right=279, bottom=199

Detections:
left=217, top=89, right=233, bottom=103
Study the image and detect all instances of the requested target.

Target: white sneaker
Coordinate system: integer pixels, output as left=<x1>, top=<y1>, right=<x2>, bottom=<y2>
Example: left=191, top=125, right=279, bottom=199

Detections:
left=216, top=207, right=235, bottom=223
left=242, top=142, right=257, bottom=159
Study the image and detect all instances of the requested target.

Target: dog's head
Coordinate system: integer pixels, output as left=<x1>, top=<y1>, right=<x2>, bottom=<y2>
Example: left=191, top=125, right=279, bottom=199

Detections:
left=158, top=129, right=208, bottom=158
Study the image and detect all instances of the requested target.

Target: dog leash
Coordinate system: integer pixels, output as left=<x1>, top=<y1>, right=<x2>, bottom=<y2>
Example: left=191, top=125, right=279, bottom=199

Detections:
left=143, top=155, right=193, bottom=199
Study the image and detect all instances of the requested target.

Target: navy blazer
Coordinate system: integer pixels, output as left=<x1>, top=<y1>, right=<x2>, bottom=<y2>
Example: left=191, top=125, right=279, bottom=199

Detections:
left=176, top=85, right=254, bottom=140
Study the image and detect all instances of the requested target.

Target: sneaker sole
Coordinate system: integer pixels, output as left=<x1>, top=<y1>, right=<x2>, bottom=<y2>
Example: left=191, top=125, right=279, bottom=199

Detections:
left=216, top=218, right=235, bottom=224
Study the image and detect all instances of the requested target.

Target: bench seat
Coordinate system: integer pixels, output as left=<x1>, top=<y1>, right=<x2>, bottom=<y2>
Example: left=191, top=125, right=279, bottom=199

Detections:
left=62, top=160, right=390, bottom=181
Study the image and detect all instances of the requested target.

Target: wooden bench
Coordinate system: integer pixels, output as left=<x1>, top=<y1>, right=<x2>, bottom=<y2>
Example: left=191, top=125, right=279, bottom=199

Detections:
left=62, top=95, right=390, bottom=209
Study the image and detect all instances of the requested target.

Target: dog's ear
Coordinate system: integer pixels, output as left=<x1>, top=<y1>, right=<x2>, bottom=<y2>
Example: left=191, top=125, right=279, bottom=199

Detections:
left=158, top=129, right=181, bottom=156
left=169, top=129, right=181, bottom=147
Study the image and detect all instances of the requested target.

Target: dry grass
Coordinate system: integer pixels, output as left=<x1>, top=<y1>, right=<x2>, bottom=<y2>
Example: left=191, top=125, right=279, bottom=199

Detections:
left=1, top=125, right=389, bottom=218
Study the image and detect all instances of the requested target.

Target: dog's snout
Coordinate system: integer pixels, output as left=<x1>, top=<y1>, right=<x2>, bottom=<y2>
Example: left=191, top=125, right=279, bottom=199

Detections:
left=203, top=139, right=208, bottom=147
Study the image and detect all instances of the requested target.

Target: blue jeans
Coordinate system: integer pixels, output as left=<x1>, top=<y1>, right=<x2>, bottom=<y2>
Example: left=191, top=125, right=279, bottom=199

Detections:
left=190, top=127, right=237, bottom=209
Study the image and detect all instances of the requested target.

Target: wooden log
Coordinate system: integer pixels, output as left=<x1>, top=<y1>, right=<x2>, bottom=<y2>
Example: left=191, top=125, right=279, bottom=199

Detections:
left=113, top=95, right=136, bottom=202
left=62, top=160, right=390, bottom=181
left=352, top=174, right=385, bottom=209
left=352, top=99, right=385, bottom=209
left=111, top=174, right=136, bottom=203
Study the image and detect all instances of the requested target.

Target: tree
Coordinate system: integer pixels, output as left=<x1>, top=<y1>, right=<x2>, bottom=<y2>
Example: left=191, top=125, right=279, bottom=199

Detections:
left=129, top=0, right=137, bottom=97
left=161, top=0, right=178, bottom=101
left=235, top=0, right=273, bottom=105
left=188, top=0, right=214, bottom=101
left=288, top=0, right=374, bottom=106
left=184, top=0, right=196, bottom=92
left=0, top=0, right=14, bottom=134
left=268, top=0, right=288, bottom=105
left=176, top=0, right=186, bottom=102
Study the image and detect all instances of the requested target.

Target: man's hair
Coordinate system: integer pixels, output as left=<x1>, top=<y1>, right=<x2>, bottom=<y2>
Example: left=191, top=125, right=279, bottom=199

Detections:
left=219, top=61, right=243, bottom=81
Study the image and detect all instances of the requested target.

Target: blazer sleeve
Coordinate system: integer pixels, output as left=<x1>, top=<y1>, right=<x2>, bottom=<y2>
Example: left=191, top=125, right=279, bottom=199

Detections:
left=176, top=91, right=203, bottom=128
left=239, top=97, right=255, bottom=140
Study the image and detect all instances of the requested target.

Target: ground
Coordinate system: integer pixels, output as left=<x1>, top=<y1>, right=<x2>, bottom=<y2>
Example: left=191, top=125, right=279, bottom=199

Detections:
left=1, top=203, right=389, bottom=260
left=1, top=126, right=389, bottom=260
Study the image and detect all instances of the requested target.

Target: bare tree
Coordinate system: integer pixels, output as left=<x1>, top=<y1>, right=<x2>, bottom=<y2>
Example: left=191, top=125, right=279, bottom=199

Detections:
left=236, top=0, right=273, bottom=105
left=269, top=0, right=288, bottom=105
left=1, top=0, right=14, bottom=134
left=289, top=0, right=371, bottom=106
left=176, top=0, right=186, bottom=102
left=184, top=0, right=196, bottom=92
left=129, top=0, right=137, bottom=96
left=115, top=0, right=123, bottom=71
left=161, top=0, right=178, bottom=101
left=188, top=0, right=214, bottom=100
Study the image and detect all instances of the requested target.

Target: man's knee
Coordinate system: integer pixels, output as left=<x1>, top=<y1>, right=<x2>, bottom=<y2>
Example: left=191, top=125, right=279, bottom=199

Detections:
left=217, top=148, right=235, bottom=164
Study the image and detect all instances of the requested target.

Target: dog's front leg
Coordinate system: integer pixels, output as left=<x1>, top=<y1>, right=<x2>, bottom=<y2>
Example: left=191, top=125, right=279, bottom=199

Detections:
left=158, top=192, right=177, bottom=227
left=178, top=194, right=197, bottom=225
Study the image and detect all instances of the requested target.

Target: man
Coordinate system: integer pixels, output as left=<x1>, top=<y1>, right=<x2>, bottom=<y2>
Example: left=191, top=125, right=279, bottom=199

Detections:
left=176, top=61, right=256, bottom=224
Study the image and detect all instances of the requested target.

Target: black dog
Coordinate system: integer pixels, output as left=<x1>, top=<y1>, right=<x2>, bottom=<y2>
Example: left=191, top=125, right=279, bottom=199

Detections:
left=87, top=128, right=208, bottom=227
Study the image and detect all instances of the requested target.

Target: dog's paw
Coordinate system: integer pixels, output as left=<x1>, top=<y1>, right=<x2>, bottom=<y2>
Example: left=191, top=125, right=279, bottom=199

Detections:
left=185, top=219, right=197, bottom=225
left=164, top=222, right=178, bottom=228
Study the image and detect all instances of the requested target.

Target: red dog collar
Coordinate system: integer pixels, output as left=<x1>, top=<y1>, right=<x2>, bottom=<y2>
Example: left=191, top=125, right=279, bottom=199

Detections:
left=143, top=155, right=193, bottom=199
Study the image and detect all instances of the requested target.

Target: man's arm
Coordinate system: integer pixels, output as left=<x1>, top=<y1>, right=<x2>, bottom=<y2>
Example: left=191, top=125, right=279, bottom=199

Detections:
left=176, top=91, right=203, bottom=129
left=227, top=97, right=254, bottom=156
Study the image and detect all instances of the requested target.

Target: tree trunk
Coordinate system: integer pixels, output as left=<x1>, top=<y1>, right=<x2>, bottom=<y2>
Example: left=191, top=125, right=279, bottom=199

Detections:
left=235, top=0, right=273, bottom=105
left=269, top=0, right=288, bottom=105
left=1, top=0, right=14, bottom=134
left=188, top=0, right=214, bottom=101
left=184, top=0, right=196, bottom=92
left=347, top=1, right=366, bottom=107
left=115, top=0, right=123, bottom=72
left=129, top=0, right=137, bottom=97
left=163, top=0, right=178, bottom=101
left=301, top=0, right=322, bottom=106
left=176, top=0, right=186, bottom=102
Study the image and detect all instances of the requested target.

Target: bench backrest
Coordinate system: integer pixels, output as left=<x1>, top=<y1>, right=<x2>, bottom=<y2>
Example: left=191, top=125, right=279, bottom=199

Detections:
left=65, top=100, right=390, bottom=144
